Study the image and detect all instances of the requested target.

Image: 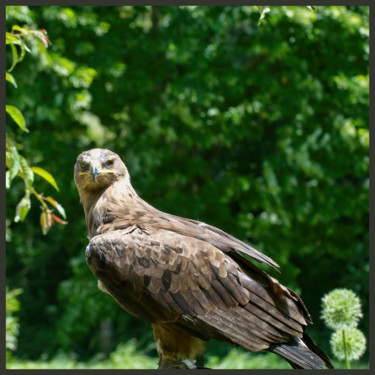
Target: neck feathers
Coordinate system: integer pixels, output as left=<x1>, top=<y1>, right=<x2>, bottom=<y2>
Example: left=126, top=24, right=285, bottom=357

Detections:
left=78, top=177, right=138, bottom=238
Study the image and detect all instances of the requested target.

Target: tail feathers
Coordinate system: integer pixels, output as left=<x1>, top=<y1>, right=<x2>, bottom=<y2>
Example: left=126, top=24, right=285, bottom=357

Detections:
left=269, top=335, right=334, bottom=369
left=303, top=332, right=334, bottom=369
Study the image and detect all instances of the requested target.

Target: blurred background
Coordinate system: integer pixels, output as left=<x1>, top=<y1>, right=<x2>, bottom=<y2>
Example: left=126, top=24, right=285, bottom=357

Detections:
left=5, top=6, right=369, bottom=369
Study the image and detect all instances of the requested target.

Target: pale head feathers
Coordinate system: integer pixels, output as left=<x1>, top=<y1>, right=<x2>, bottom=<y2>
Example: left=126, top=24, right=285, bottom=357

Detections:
left=74, top=148, right=130, bottom=192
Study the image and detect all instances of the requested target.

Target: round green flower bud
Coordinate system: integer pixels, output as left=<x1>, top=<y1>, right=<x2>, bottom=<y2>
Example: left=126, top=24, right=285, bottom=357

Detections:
left=321, top=288, right=362, bottom=330
left=331, top=327, right=366, bottom=361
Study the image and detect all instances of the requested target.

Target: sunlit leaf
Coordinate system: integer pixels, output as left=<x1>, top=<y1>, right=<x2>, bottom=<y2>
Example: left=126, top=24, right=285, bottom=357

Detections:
left=44, top=196, right=66, bottom=219
left=6, top=287, right=23, bottom=312
left=31, top=167, right=59, bottom=191
left=8, top=44, right=19, bottom=72
left=10, top=26, right=32, bottom=52
left=6, top=148, right=11, bottom=169
left=19, top=156, right=34, bottom=188
left=6, top=171, right=10, bottom=189
left=257, top=6, right=271, bottom=25
left=6, top=72, right=18, bottom=88
left=14, top=194, right=31, bottom=222
left=6, top=143, right=21, bottom=187
left=12, top=25, right=28, bottom=34
left=6, top=105, right=28, bottom=132
left=6, top=32, right=20, bottom=45
left=307, top=6, right=317, bottom=12
left=22, top=41, right=31, bottom=53
left=17, top=40, right=27, bottom=63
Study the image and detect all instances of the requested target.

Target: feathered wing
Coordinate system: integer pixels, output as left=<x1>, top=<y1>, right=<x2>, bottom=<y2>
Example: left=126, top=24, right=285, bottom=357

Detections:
left=98, top=194, right=280, bottom=269
left=86, top=224, right=332, bottom=369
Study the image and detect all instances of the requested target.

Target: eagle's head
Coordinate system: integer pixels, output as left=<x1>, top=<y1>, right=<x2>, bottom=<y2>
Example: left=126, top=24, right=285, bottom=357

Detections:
left=74, top=148, right=128, bottom=192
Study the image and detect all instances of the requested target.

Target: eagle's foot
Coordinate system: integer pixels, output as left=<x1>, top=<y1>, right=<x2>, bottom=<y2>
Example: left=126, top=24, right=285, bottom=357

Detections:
left=157, top=358, right=189, bottom=369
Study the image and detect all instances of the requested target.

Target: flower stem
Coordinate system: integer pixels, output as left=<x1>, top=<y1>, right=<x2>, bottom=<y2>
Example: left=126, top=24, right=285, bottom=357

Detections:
left=343, top=329, right=351, bottom=369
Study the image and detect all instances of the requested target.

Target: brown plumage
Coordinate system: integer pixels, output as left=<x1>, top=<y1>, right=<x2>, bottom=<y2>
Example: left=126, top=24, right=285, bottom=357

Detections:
left=74, top=148, right=333, bottom=369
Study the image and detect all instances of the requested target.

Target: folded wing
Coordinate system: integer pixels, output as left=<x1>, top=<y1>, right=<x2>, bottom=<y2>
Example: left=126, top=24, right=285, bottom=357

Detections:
left=86, top=224, right=308, bottom=353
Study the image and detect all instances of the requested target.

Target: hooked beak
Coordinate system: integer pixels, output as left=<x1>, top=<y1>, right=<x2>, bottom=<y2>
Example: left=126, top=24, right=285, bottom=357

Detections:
left=90, top=164, right=101, bottom=182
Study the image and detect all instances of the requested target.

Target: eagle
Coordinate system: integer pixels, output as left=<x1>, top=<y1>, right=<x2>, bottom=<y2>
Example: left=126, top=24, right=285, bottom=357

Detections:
left=74, top=148, right=333, bottom=369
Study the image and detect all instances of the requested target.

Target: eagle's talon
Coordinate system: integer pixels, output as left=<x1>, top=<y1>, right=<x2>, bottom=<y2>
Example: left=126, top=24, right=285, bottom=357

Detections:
left=158, top=358, right=189, bottom=369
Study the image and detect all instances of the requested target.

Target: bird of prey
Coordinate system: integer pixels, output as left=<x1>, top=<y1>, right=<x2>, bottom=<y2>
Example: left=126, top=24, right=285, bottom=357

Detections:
left=74, top=148, right=333, bottom=369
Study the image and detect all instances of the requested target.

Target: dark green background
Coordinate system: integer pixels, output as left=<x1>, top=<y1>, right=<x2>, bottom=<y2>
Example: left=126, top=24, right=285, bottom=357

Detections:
left=6, top=5, right=369, bottom=368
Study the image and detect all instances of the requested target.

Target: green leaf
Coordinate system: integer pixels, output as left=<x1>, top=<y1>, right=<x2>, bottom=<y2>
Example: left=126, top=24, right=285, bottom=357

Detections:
left=6, top=72, right=18, bottom=88
left=14, top=194, right=31, bottom=222
left=6, top=105, right=28, bottom=132
left=31, top=167, right=60, bottom=191
left=6, top=287, right=23, bottom=313
left=17, top=40, right=27, bottom=63
left=12, top=25, right=28, bottom=34
left=9, top=26, right=32, bottom=52
left=307, top=6, right=317, bottom=12
left=257, top=6, right=271, bottom=25
left=5, top=148, right=10, bottom=169
left=9, top=44, right=19, bottom=72
left=6, top=34, right=26, bottom=71
left=6, top=32, right=20, bottom=45
left=19, top=156, right=34, bottom=188
left=44, top=196, right=66, bottom=219
left=6, top=143, right=21, bottom=187
left=22, top=40, right=31, bottom=53
left=6, top=171, right=10, bottom=189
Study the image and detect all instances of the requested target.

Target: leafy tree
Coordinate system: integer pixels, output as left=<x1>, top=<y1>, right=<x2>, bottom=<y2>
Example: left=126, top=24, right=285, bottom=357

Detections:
left=6, top=287, right=22, bottom=362
left=6, top=25, right=67, bottom=236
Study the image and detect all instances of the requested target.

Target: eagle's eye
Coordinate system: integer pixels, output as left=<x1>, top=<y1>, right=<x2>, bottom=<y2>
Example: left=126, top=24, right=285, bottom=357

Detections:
left=80, top=161, right=89, bottom=171
left=105, top=158, right=115, bottom=168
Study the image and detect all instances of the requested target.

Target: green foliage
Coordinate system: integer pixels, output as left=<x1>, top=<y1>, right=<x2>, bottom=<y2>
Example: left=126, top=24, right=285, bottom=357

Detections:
left=321, top=288, right=367, bottom=368
left=5, top=5, right=369, bottom=369
left=7, top=342, right=369, bottom=370
left=6, top=105, right=27, bottom=132
left=255, top=6, right=271, bottom=25
left=6, top=72, right=18, bottom=87
left=6, top=287, right=23, bottom=361
left=31, top=167, right=60, bottom=192
left=207, top=348, right=289, bottom=369
left=6, top=24, right=66, bottom=236
left=8, top=340, right=157, bottom=369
